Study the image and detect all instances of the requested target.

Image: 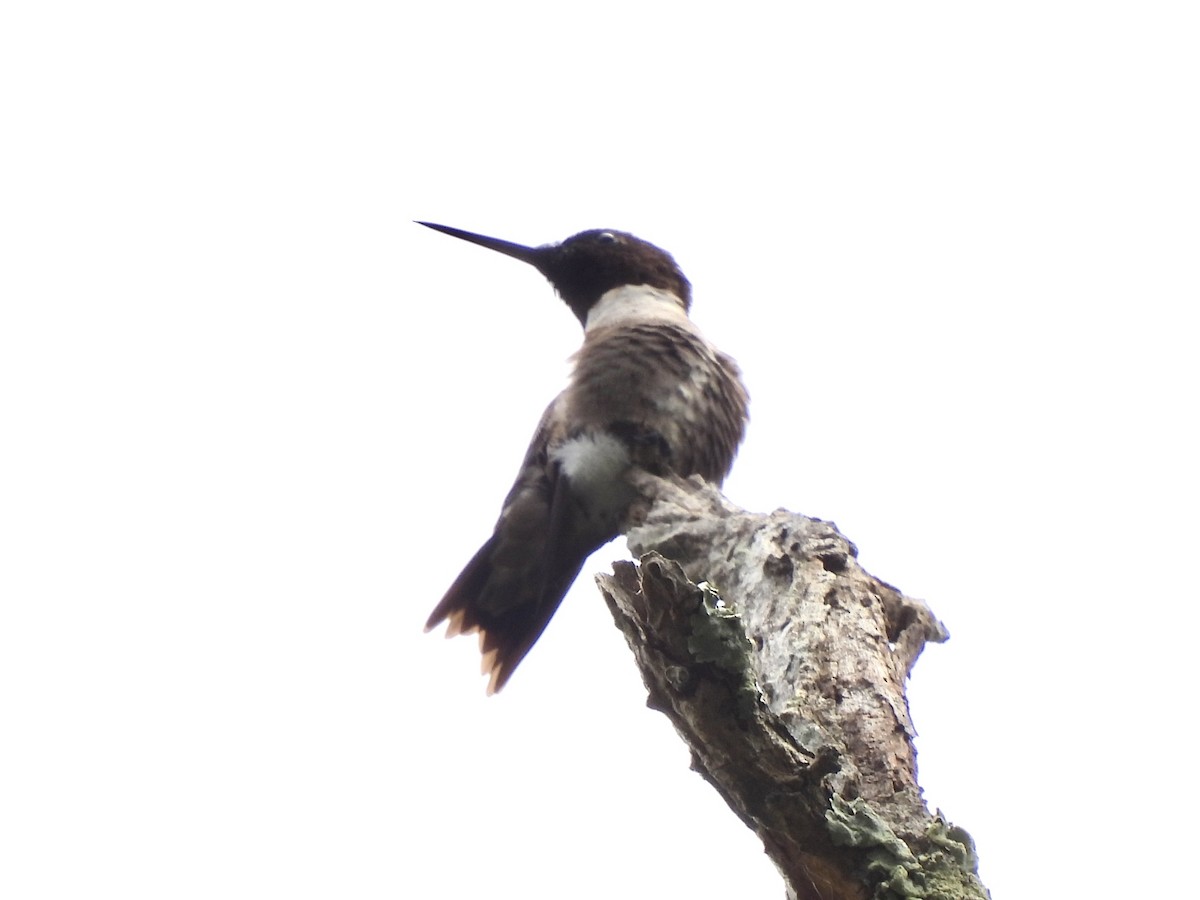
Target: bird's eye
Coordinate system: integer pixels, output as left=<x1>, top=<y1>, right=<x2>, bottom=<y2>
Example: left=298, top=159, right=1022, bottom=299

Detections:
left=597, top=232, right=618, bottom=243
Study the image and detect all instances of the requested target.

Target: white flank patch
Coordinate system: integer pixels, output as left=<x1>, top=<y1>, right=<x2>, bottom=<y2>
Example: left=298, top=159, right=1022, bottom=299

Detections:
left=584, top=285, right=689, bottom=332
left=552, top=432, right=635, bottom=522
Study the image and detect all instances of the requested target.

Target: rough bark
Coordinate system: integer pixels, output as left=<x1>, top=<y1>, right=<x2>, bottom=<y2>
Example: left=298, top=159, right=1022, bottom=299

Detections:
left=596, top=473, right=989, bottom=900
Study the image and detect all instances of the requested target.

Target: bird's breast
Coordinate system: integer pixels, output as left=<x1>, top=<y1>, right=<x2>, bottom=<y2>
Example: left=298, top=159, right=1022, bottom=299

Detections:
left=566, top=311, right=747, bottom=484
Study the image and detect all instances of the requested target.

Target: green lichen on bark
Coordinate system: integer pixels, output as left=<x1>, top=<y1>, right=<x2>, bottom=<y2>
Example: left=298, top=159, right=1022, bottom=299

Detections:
left=826, top=794, right=922, bottom=897
left=685, top=582, right=748, bottom=667
left=684, top=581, right=763, bottom=720
left=825, top=795, right=986, bottom=899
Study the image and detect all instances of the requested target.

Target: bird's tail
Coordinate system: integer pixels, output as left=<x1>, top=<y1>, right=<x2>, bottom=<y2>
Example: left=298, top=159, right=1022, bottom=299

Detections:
left=425, top=535, right=588, bottom=694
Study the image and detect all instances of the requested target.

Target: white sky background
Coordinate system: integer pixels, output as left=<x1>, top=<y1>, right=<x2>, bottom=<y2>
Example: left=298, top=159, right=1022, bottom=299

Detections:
left=2, top=2, right=1198, bottom=897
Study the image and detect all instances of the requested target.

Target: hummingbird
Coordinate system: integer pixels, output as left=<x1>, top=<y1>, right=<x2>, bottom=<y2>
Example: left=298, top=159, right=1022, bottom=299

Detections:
left=419, top=222, right=748, bottom=693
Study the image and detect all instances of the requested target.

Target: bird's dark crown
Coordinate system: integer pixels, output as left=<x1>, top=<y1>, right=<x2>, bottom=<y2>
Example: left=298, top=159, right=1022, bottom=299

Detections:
left=536, top=230, right=692, bottom=324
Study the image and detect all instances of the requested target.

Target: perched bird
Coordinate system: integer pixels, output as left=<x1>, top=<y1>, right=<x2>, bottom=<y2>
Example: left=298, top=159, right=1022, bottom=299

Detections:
left=420, top=222, right=748, bottom=693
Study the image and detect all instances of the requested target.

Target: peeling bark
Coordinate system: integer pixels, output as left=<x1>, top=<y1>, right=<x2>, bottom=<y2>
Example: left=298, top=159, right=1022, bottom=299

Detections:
left=596, top=473, right=989, bottom=900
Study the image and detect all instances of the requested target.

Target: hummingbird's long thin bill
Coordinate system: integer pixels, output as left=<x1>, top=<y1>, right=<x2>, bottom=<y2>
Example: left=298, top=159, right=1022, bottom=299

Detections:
left=415, top=221, right=542, bottom=267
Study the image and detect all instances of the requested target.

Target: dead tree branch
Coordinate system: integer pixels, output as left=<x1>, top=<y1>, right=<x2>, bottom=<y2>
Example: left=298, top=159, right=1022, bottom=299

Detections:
left=596, top=473, right=989, bottom=900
